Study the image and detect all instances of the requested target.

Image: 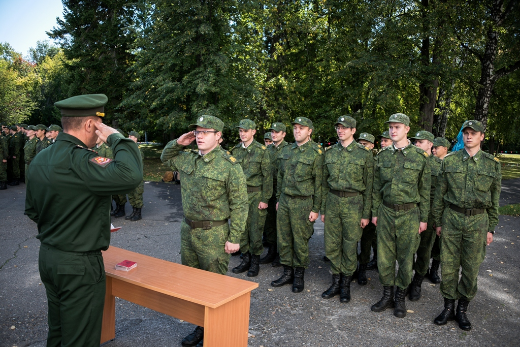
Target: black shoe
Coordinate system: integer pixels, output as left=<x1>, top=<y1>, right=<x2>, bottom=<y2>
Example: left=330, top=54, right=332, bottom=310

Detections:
left=340, top=274, right=352, bottom=303
left=232, top=252, right=251, bottom=274
left=125, top=207, right=136, bottom=220
left=321, top=274, right=341, bottom=299
left=260, top=243, right=277, bottom=264
left=131, top=208, right=142, bottom=221
left=434, top=298, right=456, bottom=325
left=394, top=287, right=407, bottom=318
left=408, top=273, right=424, bottom=301
left=322, top=255, right=330, bottom=262
left=231, top=250, right=241, bottom=256
left=371, top=286, right=395, bottom=312
left=366, top=256, right=378, bottom=271
left=182, top=326, right=204, bottom=346
left=271, top=253, right=281, bottom=267
left=0, top=181, right=7, bottom=190
left=196, top=340, right=203, bottom=347
left=292, top=267, right=305, bottom=293
left=271, top=265, right=293, bottom=287
left=358, top=264, right=368, bottom=286
left=247, top=255, right=260, bottom=277
left=456, top=298, right=472, bottom=331
left=113, top=204, right=126, bottom=218
left=427, top=259, right=441, bottom=284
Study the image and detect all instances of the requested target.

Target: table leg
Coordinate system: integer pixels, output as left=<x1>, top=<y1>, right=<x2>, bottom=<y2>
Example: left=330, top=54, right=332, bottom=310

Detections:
left=100, top=276, right=116, bottom=344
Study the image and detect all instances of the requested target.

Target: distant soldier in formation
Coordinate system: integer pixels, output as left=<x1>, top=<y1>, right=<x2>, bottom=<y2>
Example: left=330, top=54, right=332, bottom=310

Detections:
left=24, top=126, right=38, bottom=187
left=35, top=124, right=51, bottom=154
left=112, top=129, right=129, bottom=217
left=433, top=137, right=450, bottom=160
left=124, top=131, right=145, bottom=221
left=0, top=124, right=8, bottom=190
left=46, top=124, right=62, bottom=144
left=18, top=124, right=27, bottom=182
left=379, top=130, right=392, bottom=149
left=264, top=132, right=273, bottom=146
left=433, top=120, right=501, bottom=331
left=8, top=125, right=22, bottom=186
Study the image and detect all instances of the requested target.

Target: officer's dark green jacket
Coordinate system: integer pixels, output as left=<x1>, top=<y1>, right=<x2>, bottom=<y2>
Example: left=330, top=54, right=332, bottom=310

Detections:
left=277, top=140, right=324, bottom=213
left=25, top=132, right=143, bottom=252
left=321, top=140, right=374, bottom=218
left=161, top=140, right=248, bottom=244
left=24, top=137, right=38, bottom=164
left=372, top=141, right=431, bottom=222
left=432, top=149, right=501, bottom=232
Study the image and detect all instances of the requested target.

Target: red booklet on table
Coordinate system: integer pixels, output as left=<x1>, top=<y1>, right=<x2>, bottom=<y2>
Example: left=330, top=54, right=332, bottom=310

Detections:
left=115, top=260, right=137, bottom=271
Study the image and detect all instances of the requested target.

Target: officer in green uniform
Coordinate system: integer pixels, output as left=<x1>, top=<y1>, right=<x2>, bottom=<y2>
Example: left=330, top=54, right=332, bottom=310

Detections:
left=35, top=124, right=51, bottom=154
left=356, top=132, right=378, bottom=283
left=432, top=120, right=501, bottom=331
left=25, top=94, right=143, bottom=347
left=261, top=122, right=290, bottom=266
left=0, top=125, right=8, bottom=190
left=125, top=131, right=145, bottom=221
left=320, top=117, right=374, bottom=302
left=408, top=130, right=442, bottom=301
left=23, top=126, right=38, bottom=187
left=8, top=125, right=22, bottom=185
left=371, top=113, right=431, bottom=318
left=231, top=119, right=272, bottom=277
left=271, top=117, right=324, bottom=293
left=264, top=132, right=273, bottom=146
left=161, top=115, right=248, bottom=347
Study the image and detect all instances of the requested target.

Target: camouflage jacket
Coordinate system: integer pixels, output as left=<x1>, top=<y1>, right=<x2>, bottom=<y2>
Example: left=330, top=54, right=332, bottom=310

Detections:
left=432, top=149, right=501, bottom=232
left=94, top=142, right=114, bottom=159
left=267, top=140, right=289, bottom=196
left=429, top=155, right=442, bottom=204
left=277, top=140, right=324, bottom=213
left=36, top=137, right=51, bottom=154
left=372, top=141, right=431, bottom=222
left=9, top=132, right=22, bottom=157
left=231, top=140, right=273, bottom=203
left=1, top=135, right=8, bottom=160
left=161, top=140, right=248, bottom=244
left=322, top=140, right=374, bottom=218
left=24, top=137, right=38, bottom=164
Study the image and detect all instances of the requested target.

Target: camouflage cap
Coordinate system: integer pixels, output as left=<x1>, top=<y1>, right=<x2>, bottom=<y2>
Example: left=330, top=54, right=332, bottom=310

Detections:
left=385, top=113, right=410, bottom=126
left=47, top=124, right=62, bottom=132
left=27, top=125, right=37, bottom=131
left=292, top=116, right=314, bottom=129
left=236, top=119, right=256, bottom=130
left=54, top=94, right=108, bottom=118
left=189, top=115, right=224, bottom=132
left=35, top=124, right=47, bottom=131
left=380, top=130, right=391, bottom=139
left=358, top=132, right=375, bottom=144
left=433, top=137, right=451, bottom=148
left=264, top=132, right=273, bottom=140
left=128, top=131, right=140, bottom=140
left=462, top=120, right=484, bottom=133
left=268, top=122, right=287, bottom=132
left=20, top=124, right=28, bottom=129
left=410, top=130, right=434, bottom=142
left=335, top=115, right=356, bottom=128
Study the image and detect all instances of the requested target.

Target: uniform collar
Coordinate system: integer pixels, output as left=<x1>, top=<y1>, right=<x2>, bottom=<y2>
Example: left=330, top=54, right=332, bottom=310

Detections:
left=292, top=139, right=311, bottom=151
left=392, top=140, right=412, bottom=156
left=199, top=146, right=219, bottom=162
left=275, top=140, right=288, bottom=150
left=462, top=148, right=482, bottom=162
left=338, top=139, right=356, bottom=152
left=56, top=132, right=88, bottom=148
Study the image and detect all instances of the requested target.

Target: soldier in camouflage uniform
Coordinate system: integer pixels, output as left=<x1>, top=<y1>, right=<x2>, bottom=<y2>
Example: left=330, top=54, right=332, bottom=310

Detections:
left=161, top=115, right=248, bottom=347
left=125, top=131, right=145, bottom=221
left=264, top=132, right=273, bottom=146
left=112, top=129, right=129, bottom=217
left=371, top=113, right=431, bottom=318
left=261, top=122, right=290, bottom=266
left=8, top=125, right=22, bottom=186
left=432, top=120, right=501, bottom=331
left=356, top=132, right=378, bottom=284
left=407, top=130, right=442, bottom=301
left=231, top=119, right=272, bottom=277
left=271, top=117, right=323, bottom=293
left=18, top=124, right=27, bottom=183
left=0, top=125, right=8, bottom=190
left=379, top=130, right=393, bottom=150
left=46, top=124, right=62, bottom=144
left=35, top=124, right=51, bottom=154
left=432, top=137, right=450, bottom=160
left=320, top=117, right=374, bottom=303
left=23, top=126, right=38, bottom=187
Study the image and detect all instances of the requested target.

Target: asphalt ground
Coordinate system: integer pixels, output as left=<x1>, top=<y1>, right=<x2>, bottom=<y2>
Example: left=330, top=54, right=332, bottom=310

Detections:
left=1, top=179, right=520, bottom=347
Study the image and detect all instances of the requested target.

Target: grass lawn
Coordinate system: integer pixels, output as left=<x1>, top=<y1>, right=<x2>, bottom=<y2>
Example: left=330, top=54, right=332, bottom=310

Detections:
left=140, top=144, right=170, bottom=182
left=497, top=154, right=520, bottom=180
left=499, top=204, right=520, bottom=216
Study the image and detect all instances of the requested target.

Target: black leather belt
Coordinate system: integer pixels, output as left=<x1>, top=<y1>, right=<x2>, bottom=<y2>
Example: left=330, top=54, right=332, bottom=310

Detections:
left=285, top=194, right=312, bottom=200
left=184, top=217, right=228, bottom=230
left=383, top=202, right=417, bottom=212
left=330, top=190, right=360, bottom=198
left=247, top=186, right=261, bottom=193
left=449, top=204, right=486, bottom=216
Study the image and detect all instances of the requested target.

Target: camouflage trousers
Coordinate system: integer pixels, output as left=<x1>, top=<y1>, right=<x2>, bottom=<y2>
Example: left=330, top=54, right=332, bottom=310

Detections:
left=431, top=235, right=440, bottom=261
left=324, top=193, right=363, bottom=275
left=10, top=157, right=20, bottom=179
left=241, top=190, right=268, bottom=256
left=413, top=212, right=437, bottom=276
left=263, top=194, right=278, bottom=245
left=128, top=180, right=144, bottom=208
left=359, top=221, right=377, bottom=265
left=277, top=193, right=315, bottom=269
left=113, top=194, right=127, bottom=206
left=377, top=204, right=420, bottom=290
left=440, top=208, right=488, bottom=301
left=181, top=220, right=231, bottom=275
left=0, top=161, right=6, bottom=182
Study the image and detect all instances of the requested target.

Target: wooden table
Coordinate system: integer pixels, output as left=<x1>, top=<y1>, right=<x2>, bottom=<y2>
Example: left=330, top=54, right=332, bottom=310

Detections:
left=100, top=247, right=258, bottom=346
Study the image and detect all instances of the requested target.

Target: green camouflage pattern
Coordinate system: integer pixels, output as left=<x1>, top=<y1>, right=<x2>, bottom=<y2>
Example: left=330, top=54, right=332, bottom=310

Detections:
left=36, top=137, right=51, bottom=154
left=9, top=131, right=22, bottom=179
left=24, top=137, right=38, bottom=164
left=0, top=134, right=7, bottom=181
left=241, top=190, right=268, bottom=255
left=128, top=146, right=145, bottom=208
left=94, top=142, right=114, bottom=159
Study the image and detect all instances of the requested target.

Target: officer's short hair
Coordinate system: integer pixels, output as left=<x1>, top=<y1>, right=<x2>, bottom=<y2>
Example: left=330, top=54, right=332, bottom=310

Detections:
left=61, top=116, right=98, bottom=132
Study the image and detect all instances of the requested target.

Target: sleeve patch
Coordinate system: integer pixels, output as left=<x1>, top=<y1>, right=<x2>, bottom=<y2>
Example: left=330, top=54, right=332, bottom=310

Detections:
left=90, top=156, right=113, bottom=167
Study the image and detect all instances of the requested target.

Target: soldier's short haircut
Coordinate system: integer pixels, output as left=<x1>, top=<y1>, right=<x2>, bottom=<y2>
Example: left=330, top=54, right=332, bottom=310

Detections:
left=61, top=116, right=98, bottom=132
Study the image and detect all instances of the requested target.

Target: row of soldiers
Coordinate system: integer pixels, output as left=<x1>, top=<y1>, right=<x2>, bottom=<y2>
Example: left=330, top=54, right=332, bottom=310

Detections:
left=0, top=123, right=61, bottom=189
left=161, top=113, right=500, bottom=347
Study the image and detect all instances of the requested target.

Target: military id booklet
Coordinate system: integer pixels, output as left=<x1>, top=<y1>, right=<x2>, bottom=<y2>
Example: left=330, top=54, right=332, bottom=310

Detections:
left=115, top=260, right=137, bottom=271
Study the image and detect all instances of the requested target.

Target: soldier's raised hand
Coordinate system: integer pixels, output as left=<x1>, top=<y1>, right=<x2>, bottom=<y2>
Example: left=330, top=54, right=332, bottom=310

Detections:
left=178, top=132, right=196, bottom=146
left=94, top=122, right=119, bottom=143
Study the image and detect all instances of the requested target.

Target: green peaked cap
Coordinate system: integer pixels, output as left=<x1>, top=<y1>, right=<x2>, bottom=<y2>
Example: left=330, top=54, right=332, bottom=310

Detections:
left=54, top=94, right=108, bottom=117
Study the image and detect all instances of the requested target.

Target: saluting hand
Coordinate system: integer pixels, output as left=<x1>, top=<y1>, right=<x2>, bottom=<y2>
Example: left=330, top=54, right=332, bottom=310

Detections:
left=178, top=132, right=196, bottom=146
left=94, top=122, right=119, bottom=143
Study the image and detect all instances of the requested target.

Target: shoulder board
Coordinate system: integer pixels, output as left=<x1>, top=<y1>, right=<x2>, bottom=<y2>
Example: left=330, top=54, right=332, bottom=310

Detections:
left=414, top=147, right=428, bottom=157
left=315, top=147, right=323, bottom=155
left=356, top=143, right=369, bottom=151
left=261, top=145, right=266, bottom=150
left=183, top=148, right=192, bottom=152
left=494, top=157, right=499, bottom=162
left=482, top=151, right=499, bottom=162
left=223, top=154, right=238, bottom=164
left=75, top=145, right=96, bottom=152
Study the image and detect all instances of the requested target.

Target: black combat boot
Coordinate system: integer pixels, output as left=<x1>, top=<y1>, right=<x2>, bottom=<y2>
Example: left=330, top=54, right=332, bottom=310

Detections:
left=357, top=264, right=368, bottom=285
left=271, top=265, right=294, bottom=287
left=456, top=298, right=472, bottom=331
left=434, top=298, right=456, bottom=325
left=231, top=250, right=241, bottom=256
left=366, top=253, right=378, bottom=271
left=247, top=255, right=260, bottom=277
left=131, top=208, right=142, bottom=221
left=232, top=252, right=251, bottom=274
left=408, top=273, right=424, bottom=301
left=181, top=326, right=204, bottom=346
left=394, top=287, right=407, bottom=318
left=0, top=181, right=7, bottom=190
left=125, top=207, right=136, bottom=220
left=196, top=340, right=203, bottom=347
left=321, top=274, right=341, bottom=299
left=292, top=267, right=305, bottom=293
left=322, top=255, right=330, bottom=262
left=271, top=253, right=281, bottom=267
left=259, top=243, right=277, bottom=264
left=371, top=286, right=395, bottom=312
left=340, top=274, right=352, bottom=303
left=114, top=204, right=126, bottom=218
left=427, top=259, right=441, bottom=284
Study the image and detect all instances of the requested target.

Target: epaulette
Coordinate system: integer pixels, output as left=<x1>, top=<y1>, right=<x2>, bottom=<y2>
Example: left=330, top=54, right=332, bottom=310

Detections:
left=356, top=142, right=369, bottom=151
left=183, top=148, right=192, bottom=152
left=482, top=151, right=499, bottom=163
left=75, top=144, right=96, bottom=152
left=325, top=146, right=332, bottom=151
left=311, top=142, right=323, bottom=155
left=415, top=147, right=429, bottom=157
left=222, top=152, right=238, bottom=164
